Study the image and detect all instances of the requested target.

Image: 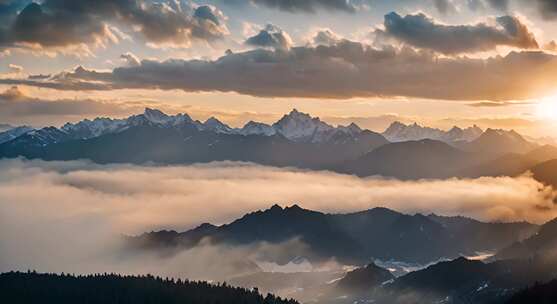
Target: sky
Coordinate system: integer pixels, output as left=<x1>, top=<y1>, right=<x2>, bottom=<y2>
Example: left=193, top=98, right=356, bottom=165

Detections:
left=2, top=0, right=557, bottom=136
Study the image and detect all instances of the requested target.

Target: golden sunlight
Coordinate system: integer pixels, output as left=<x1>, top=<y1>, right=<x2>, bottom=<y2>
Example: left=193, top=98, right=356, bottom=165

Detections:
left=537, top=96, right=557, bottom=120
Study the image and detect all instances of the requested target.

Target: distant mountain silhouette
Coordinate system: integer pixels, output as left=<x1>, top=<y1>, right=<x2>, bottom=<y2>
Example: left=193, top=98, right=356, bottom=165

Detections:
left=0, top=271, right=298, bottom=304
left=383, top=121, right=482, bottom=143
left=457, top=128, right=538, bottom=157
left=493, top=217, right=557, bottom=261
left=337, top=139, right=476, bottom=179
left=128, top=205, right=537, bottom=265
left=324, top=253, right=557, bottom=304
left=531, top=158, right=557, bottom=188
left=383, top=256, right=557, bottom=304
left=0, top=109, right=388, bottom=170
left=336, top=263, right=394, bottom=292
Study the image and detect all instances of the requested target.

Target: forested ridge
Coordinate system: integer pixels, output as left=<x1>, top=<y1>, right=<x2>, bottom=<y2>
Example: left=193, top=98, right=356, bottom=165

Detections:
left=0, top=271, right=299, bottom=304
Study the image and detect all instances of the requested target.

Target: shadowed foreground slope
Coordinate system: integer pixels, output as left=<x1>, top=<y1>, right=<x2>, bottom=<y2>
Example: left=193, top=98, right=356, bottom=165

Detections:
left=0, top=272, right=298, bottom=304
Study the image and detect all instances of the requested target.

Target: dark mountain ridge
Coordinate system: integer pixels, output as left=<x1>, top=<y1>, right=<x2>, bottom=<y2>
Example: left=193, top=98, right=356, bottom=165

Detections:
left=128, top=205, right=538, bottom=265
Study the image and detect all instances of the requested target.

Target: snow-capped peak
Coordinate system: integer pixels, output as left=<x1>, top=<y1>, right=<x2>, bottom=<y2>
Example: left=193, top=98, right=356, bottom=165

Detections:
left=0, top=126, right=35, bottom=144
left=383, top=121, right=482, bottom=143
left=338, top=122, right=362, bottom=135
left=239, top=121, right=276, bottom=136
left=62, top=117, right=128, bottom=139
left=273, top=109, right=334, bottom=142
left=144, top=108, right=172, bottom=124
left=202, top=117, right=234, bottom=134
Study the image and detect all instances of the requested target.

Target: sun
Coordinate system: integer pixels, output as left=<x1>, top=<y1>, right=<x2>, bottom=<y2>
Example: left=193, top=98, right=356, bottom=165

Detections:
left=536, top=96, right=557, bottom=120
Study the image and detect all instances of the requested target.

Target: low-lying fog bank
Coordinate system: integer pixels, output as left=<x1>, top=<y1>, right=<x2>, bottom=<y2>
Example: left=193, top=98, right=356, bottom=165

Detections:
left=0, top=158, right=555, bottom=283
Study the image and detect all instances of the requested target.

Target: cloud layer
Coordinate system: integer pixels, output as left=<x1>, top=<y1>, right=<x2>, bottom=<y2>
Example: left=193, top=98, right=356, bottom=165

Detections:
left=247, top=0, right=357, bottom=13
left=1, top=159, right=555, bottom=280
left=6, top=41, right=557, bottom=101
left=0, top=86, right=142, bottom=125
left=381, top=12, right=538, bottom=54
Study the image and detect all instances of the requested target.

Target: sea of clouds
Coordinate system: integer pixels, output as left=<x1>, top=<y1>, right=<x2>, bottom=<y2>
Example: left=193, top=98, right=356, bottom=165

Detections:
left=0, top=158, right=555, bottom=280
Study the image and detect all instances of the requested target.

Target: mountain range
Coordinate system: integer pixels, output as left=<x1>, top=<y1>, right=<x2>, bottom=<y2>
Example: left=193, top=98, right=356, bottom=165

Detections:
left=1, top=108, right=556, bottom=182
left=125, top=204, right=557, bottom=304
left=283, top=215, right=557, bottom=304
left=127, top=205, right=536, bottom=265
left=382, top=121, right=483, bottom=143
left=337, top=214, right=557, bottom=304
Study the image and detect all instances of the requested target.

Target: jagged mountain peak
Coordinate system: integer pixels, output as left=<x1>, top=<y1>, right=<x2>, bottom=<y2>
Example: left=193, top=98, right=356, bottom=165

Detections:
left=383, top=121, right=482, bottom=143
left=202, top=116, right=233, bottom=133
left=0, top=125, right=35, bottom=145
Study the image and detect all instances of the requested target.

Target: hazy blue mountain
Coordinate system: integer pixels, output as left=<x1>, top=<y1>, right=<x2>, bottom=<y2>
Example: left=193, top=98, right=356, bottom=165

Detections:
left=0, top=109, right=545, bottom=180
left=0, top=109, right=388, bottom=169
left=493, top=217, right=557, bottom=261
left=457, top=128, right=539, bottom=157
left=0, top=125, right=34, bottom=144
left=531, top=158, right=557, bottom=188
left=337, top=139, right=476, bottom=179
left=383, top=121, right=482, bottom=143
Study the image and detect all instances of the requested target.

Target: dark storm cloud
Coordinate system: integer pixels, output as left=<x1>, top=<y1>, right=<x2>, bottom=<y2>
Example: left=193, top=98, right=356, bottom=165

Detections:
left=4, top=39, right=557, bottom=101
left=487, top=0, right=509, bottom=10
left=433, top=0, right=456, bottom=15
left=0, top=0, right=228, bottom=51
left=381, top=12, right=538, bottom=55
left=535, top=0, right=557, bottom=20
left=466, top=0, right=508, bottom=11
left=245, top=24, right=292, bottom=50
left=248, top=0, right=357, bottom=13
left=469, top=0, right=557, bottom=19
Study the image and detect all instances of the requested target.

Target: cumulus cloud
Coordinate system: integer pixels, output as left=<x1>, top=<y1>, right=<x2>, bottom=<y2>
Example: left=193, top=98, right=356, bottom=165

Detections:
left=246, top=0, right=357, bottom=13
left=7, top=63, right=23, bottom=74
left=120, top=52, right=140, bottom=67
left=245, top=24, right=292, bottom=50
left=381, top=12, right=538, bottom=55
left=0, top=0, right=228, bottom=54
left=311, top=29, right=342, bottom=46
left=5, top=40, right=557, bottom=101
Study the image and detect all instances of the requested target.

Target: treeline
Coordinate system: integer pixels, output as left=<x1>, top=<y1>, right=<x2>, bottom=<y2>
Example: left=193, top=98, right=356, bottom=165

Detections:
left=507, top=279, right=557, bottom=304
left=0, top=271, right=299, bottom=304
